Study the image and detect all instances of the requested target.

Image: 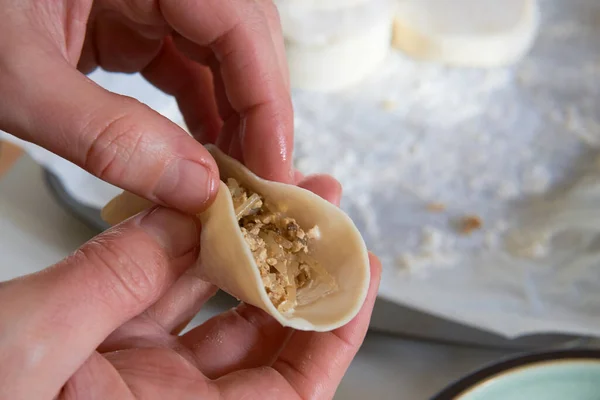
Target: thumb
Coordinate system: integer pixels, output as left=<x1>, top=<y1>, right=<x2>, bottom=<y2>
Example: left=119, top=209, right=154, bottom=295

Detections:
left=0, top=207, right=199, bottom=399
left=0, top=51, right=218, bottom=214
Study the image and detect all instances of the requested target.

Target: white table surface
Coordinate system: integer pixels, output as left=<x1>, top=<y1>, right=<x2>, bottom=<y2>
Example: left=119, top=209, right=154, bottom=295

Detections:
left=0, top=155, right=517, bottom=399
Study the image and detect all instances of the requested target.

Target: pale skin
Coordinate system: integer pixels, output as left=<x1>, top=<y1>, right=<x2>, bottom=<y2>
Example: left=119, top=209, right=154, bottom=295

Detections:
left=0, top=1, right=382, bottom=399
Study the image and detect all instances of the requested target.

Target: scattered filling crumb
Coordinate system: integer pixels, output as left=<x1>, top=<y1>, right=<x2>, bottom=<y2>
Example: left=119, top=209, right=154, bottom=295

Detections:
left=391, top=16, right=404, bottom=49
left=426, top=202, right=446, bottom=213
left=459, top=215, right=483, bottom=235
left=380, top=99, right=397, bottom=111
left=227, top=178, right=336, bottom=313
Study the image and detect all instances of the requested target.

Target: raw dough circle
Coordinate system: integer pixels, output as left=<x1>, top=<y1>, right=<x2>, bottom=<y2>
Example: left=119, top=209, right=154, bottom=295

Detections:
left=391, top=0, right=540, bottom=67
left=286, top=21, right=392, bottom=91
left=278, top=0, right=394, bottom=91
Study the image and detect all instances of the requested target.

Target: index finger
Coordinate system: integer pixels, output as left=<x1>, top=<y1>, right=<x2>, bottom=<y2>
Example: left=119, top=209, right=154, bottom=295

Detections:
left=160, top=0, right=294, bottom=183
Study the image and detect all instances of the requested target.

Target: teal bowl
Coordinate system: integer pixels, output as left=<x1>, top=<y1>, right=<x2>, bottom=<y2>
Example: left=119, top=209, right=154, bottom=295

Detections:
left=432, top=349, right=600, bottom=400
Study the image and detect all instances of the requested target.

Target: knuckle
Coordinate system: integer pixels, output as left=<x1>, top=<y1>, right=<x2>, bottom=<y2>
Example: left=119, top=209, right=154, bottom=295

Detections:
left=75, top=235, right=164, bottom=313
left=97, top=37, right=162, bottom=73
left=122, top=0, right=164, bottom=25
left=81, top=98, right=149, bottom=181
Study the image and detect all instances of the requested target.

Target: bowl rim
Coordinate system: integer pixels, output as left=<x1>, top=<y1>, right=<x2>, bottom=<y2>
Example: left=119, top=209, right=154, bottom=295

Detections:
left=431, top=348, right=600, bottom=400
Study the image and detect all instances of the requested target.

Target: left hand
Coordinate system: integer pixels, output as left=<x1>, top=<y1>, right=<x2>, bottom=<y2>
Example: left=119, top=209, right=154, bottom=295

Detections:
left=0, top=175, right=381, bottom=400
left=0, top=0, right=294, bottom=214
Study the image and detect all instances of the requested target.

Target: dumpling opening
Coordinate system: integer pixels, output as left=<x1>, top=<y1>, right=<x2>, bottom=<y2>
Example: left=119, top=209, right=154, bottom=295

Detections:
left=227, top=178, right=337, bottom=313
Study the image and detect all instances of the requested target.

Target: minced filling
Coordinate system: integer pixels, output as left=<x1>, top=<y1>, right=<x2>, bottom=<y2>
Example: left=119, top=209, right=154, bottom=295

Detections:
left=227, top=178, right=336, bottom=313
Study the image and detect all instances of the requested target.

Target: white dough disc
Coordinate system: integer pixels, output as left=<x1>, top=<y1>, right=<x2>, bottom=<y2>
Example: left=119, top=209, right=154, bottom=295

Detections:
left=277, top=0, right=394, bottom=91
left=286, top=21, right=392, bottom=91
left=391, top=0, right=540, bottom=67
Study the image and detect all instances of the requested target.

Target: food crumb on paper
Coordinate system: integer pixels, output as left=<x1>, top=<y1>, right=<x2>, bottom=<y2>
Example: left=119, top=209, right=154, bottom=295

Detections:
left=395, top=226, right=458, bottom=275
left=458, top=215, right=483, bottom=235
left=380, top=99, right=397, bottom=111
left=426, top=202, right=446, bottom=213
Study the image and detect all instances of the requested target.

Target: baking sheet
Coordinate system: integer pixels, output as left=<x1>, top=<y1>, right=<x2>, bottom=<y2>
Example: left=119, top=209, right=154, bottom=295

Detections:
left=291, top=0, right=600, bottom=338
left=3, top=0, right=600, bottom=339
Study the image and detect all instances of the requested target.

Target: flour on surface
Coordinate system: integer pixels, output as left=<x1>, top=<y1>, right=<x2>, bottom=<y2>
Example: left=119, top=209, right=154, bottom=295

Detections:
left=395, top=226, right=458, bottom=277
left=292, top=0, right=600, bottom=287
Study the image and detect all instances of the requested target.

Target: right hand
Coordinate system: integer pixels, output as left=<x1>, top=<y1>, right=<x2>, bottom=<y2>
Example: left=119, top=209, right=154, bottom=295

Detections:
left=0, top=174, right=381, bottom=400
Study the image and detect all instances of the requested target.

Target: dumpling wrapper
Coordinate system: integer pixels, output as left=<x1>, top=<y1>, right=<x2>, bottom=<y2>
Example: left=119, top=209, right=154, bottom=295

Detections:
left=101, top=145, right=370, bottom=331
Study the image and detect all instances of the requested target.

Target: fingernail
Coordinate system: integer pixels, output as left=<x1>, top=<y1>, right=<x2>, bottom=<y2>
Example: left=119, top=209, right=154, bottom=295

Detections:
left=139, top=207, right=200, bottom=258
left=156, top=159, right=217, bottom=213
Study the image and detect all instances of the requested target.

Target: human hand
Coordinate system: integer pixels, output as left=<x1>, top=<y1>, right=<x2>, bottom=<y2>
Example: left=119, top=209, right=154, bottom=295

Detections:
left=0, top=0, right=293, bottom=214
left=0, top=175, right=381, bottom=400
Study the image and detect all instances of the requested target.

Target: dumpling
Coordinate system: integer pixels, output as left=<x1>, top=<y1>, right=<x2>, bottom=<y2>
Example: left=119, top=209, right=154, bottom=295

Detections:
left=101, top=145, right=370, bottom=331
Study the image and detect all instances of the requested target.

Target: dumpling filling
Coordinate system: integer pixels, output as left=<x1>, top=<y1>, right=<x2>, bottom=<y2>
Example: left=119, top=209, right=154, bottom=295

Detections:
left=227, top=178, right=337, bottom=313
